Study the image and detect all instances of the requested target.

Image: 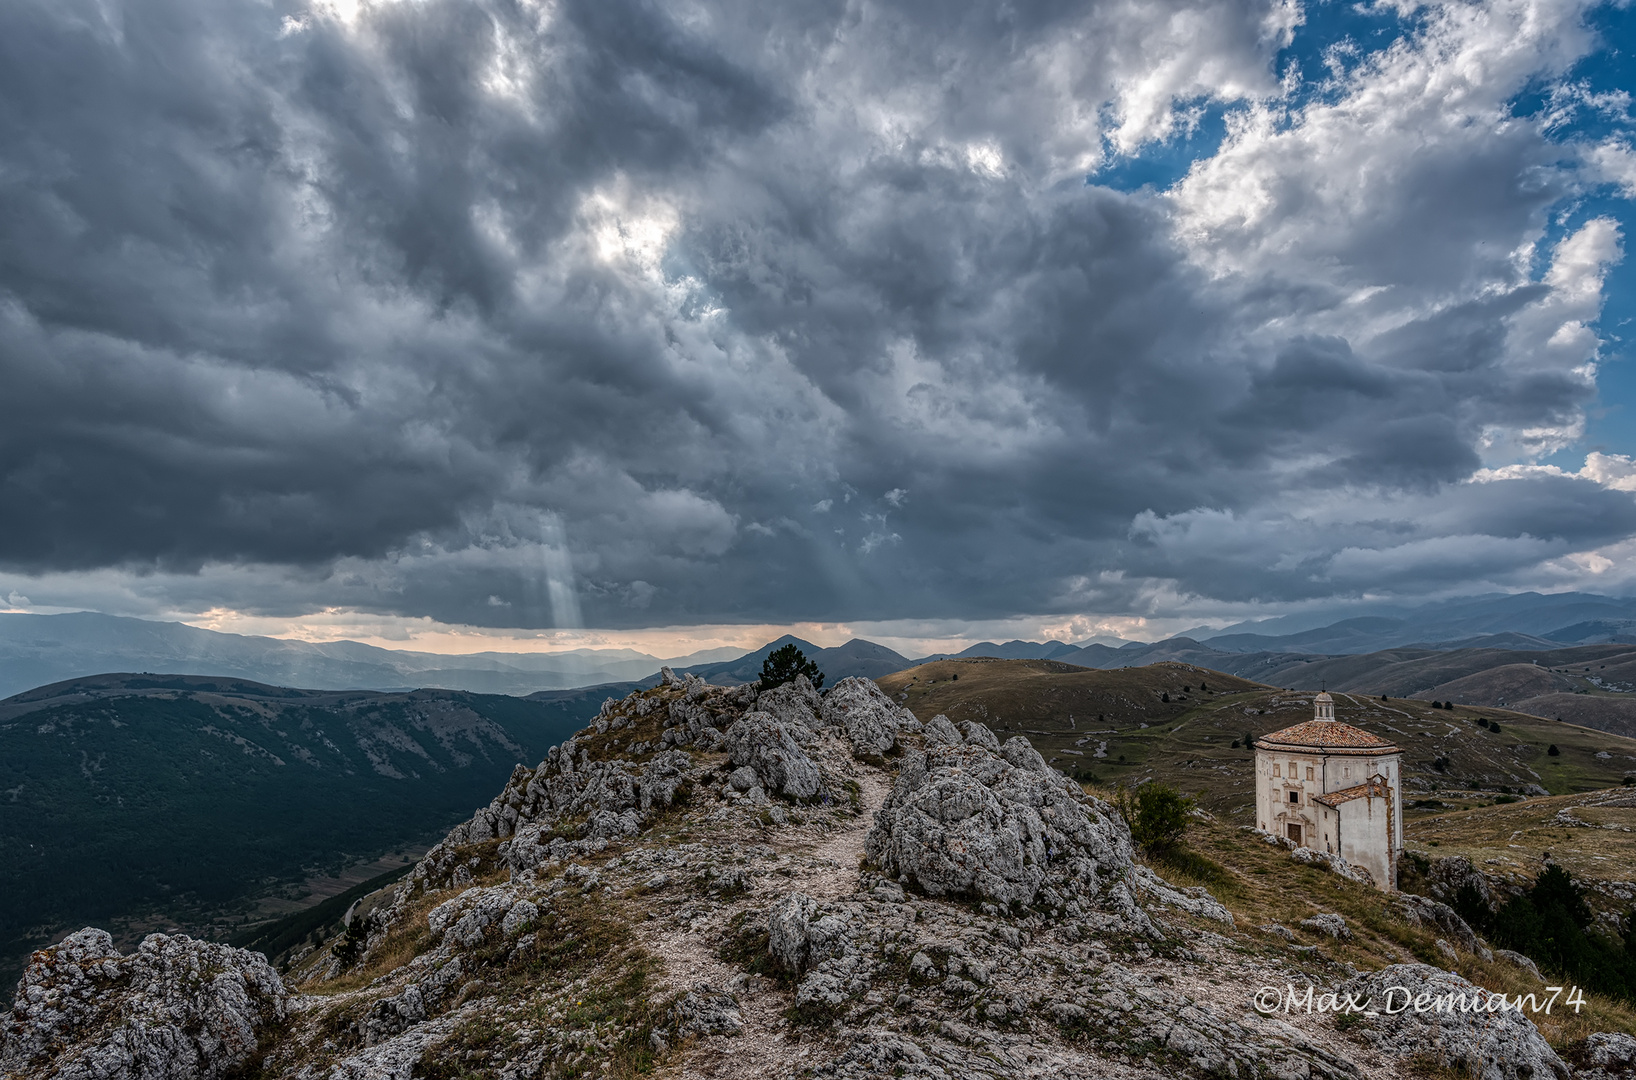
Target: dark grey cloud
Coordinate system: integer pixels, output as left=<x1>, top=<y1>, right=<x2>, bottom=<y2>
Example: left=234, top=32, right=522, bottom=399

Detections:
left=0, top=0, right=1630, bottom=630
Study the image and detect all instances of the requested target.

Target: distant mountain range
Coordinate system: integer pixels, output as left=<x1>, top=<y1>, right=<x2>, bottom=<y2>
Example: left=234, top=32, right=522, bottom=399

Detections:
left=6, top=591, right=1636, bottom=702
left=0, top=612, right=741, bottom=699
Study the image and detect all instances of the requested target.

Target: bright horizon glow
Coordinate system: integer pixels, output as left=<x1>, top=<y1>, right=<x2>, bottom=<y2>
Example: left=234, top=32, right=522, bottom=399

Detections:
left=0, top=603, right=1197, bottom=659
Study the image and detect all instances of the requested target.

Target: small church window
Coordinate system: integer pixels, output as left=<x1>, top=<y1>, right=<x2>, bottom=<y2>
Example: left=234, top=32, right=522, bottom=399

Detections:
left=1306, top=767, right=1314, bottom=781
left=1288, top=761, right=1297, bottom=776
left=1344, top=766, right=1351, bottom=778
left=1272, top=764, right=1281, bottom=777
left=1288, top=790, right=1299, bottom=804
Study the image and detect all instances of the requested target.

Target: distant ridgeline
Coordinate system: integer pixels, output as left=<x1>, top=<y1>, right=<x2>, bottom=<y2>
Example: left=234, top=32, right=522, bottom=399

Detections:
left=0, top=674, right=603, bottom=988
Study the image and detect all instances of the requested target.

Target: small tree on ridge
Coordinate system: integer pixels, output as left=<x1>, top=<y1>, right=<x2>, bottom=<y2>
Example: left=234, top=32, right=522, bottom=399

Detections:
left=760, top=643, right=825, bottom=690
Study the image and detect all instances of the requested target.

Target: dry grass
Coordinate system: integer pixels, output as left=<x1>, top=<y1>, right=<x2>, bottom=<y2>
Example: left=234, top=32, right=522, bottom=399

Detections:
left=1117, top=806, right=1636, bottom=1048
left=1403, top=791, right=1636, bottom=898
left=295, top=888, right=444, bottom=996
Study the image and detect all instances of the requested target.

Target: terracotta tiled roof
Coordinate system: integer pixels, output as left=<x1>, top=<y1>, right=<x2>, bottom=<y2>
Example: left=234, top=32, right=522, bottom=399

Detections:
left=1256, top=720, right=1397, bottom=751
left=1312, top=778, right=1393, bottom=808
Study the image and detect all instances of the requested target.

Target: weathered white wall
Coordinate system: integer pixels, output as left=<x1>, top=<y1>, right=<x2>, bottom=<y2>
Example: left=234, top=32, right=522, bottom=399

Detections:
left=1338, top=795, right=1394, bottom=886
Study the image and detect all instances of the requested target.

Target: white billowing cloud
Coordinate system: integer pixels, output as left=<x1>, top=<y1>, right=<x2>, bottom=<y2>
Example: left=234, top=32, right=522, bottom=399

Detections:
left=1476, top=450, right=1636, bottom=491
left=1587, top=138, right=1636, bottom=197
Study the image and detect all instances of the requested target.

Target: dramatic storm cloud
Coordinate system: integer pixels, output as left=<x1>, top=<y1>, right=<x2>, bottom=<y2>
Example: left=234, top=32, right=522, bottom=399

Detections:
left=1, top=0, right=1634, bottom=634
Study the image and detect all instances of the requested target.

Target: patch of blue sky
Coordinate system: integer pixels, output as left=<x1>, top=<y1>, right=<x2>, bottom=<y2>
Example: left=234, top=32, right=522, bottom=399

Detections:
left=1090, top=0, right=1419, bottom=193
left=1529, top=2, right=1636, bottom=460
left=1091, top=0, right=1635, bottom=461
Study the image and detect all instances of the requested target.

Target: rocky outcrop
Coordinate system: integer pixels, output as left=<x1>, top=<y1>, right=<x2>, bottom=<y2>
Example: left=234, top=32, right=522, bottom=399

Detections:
left=864, top=720, right=1142, bottom=926
left=1289, top=845, right=1374, bottom=886
left=1573, top=1032, right=1636, bottom=1080
left=0, top=929, right=288, bottom=1080
left=1299, top=913, right=1351, bottom=939
left=819, top=677, right=911, bottom=756
left=652, top=983, right=743, bottom=1049
left=1399, top=893, right=1486, bottom=955
left=16, top=672, right=1558, bottom=1080
left=725, top=712, right=822, bottom=799
left=753, top=676, right=824, bottom=739
left=1339, top=964, right=1569, bottom=1080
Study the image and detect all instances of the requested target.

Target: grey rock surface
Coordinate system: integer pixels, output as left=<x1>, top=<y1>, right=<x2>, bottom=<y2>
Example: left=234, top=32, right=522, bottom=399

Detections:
left=1340, top=964, right=1568, bottom=1080
left=863, top=736, right=1140, bottom=925
left=819, top=676, right=906, bottom=756
left=0, top=929, right=288, bottom=1080
left=667, top=983, right=744, bottom=1038
left=1399, top=893, right=1481, bottom=953
left=751, top=676, right=823, bottom=740
left=1576, top=1032, right=1636, bottom=1080
left=768, top=893, right=818, bottom=974
left=1299, top=913, right=1351, bottom=939
left=921, top=714, right=961, bottom=746
left=1495, top=948, right=1544, bottom=980
left=725, top=712, right=822, bottom=799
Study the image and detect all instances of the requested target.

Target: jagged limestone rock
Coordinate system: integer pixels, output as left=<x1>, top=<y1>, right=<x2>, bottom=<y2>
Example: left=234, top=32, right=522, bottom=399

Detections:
left=0, top=929, right=287, bottom=1080
left=1495, top=948, right=1543, bottom=980
left=957, top=720, right=1001, bottom=751
left=768, top=893, right=818, bottom=974
left=1299, top=913, right=1351, bottom=939
left=666, top=983, right=744, bottom=1038
left=725, top=712, right=822, bottom=799
left=863, top=736, right=1135, bottom=919
left=753, top=675, right=823, bottom=739
left=1290, top=845, right=1375, bottom=886
left=1399, top=893, right=1483, bottom=954
left=820, top=676, right=908, bottom=756
left=922, top=714, right=961, bottom=746
left=1340, top=964, right=1568, bottom=1080
left=1574, top=1032, right=1636, bottom=1080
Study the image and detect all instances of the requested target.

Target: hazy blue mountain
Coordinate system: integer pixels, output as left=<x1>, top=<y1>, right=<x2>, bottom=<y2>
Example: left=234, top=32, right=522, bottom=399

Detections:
left=0, top=612, right=745, bottom=698
left=1189, top=593, right=1636, bottom=653
left=674, top=635, right=912, bottom=686
left=914, top=639, right=1084, bottom=662
left=0, top=673, right=602, bottom=986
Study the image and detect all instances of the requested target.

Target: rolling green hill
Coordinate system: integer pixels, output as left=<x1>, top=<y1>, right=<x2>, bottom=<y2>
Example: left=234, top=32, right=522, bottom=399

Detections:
left=878, top=658, right=1636, bottom=812
left=0, top=674, right=604, bottom=988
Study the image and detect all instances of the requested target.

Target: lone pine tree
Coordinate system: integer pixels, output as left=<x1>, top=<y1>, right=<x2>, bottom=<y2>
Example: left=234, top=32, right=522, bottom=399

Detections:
left=760, top=643, right=825, bottom=690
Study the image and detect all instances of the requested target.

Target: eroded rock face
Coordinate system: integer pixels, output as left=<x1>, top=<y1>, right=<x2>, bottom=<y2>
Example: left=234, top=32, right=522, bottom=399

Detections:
left=769, top=893, right=819, bottom=974
left=725, top=712, right=822, bottom=799
left=1574, top=1032, right=1636, bottom=1080
left=0, top=929, right=288, bottom=1080
left=1340, top=964, right=1569, bottom=1080
left=863, top=726, right=1135, bottom=919
left=1399, top=893, right=1482, bottom=954
left=921, top=714, right=961, bottom=746
left=753, top=676, right=823, bottom=740
left=1299, top=913, right=1351, bottom=940
left=819, top=677, right=908, bottom=757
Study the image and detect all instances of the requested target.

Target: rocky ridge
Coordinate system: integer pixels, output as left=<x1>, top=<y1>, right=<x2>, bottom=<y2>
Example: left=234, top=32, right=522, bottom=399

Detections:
left=4, top=671, right=1632, bottom=1080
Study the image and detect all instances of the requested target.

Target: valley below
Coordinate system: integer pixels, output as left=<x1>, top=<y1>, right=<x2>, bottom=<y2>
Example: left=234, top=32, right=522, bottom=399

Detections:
left=0, top=674, right=604, bottom=986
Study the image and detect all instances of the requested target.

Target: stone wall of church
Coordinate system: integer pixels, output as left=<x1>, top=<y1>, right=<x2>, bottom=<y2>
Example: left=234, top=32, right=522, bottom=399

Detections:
left=1337, top=795, right=1394, bottom=887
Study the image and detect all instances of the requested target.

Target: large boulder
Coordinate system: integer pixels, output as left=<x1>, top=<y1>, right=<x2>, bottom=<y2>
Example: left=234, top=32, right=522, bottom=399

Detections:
left=1573, top=1032, right=1636, bottom=1080
left=0, top=929, right=288, bottom=1080
left=819, top=677, right=907, bottom=757
left=1339, top=964, right=1568, bottom=1080
left=724, top=712, right=822, bottom=799
left=863, top=735, right=1135, bottom=917
left=752, top=676, right=823, bottom=739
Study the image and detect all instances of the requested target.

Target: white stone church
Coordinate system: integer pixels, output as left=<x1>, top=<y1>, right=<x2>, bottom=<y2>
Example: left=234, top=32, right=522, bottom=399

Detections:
left=1253, top=692, right=1403, bottom=890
